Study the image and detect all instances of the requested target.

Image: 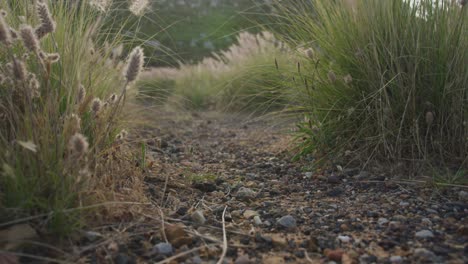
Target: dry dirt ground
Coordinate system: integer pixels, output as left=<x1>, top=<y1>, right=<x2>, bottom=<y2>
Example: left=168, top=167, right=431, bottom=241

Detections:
left=5, top=110, right=467, bottom=263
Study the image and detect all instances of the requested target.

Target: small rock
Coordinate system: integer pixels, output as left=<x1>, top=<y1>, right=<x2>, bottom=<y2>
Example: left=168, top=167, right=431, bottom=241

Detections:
left=191, top=210, right=206, bottom=225
left=236, top=187, right=256, bottom=201
left=153, top=242, right=173, bottom=256
left=413, top=248, right=436, bottom=261
left=378, top=218, right=389, bottom=226
left=389, top=256, right=403, bottom=263
left=191, top=256, right=203, bottom=264
left=459, top=191, right=468, bottom=202
left=399, top=201, right=410, bottom=207
left=337, top=235, right=351, bottom=243
left=253, top=216, right=262, bottom=226
left=324, top=248, right=344, bottom=262
left=243, top=210, right=259, bottom=219
left=114, top=253, right=134, bottom=264
left=415, top=230, right=434, bottom=239
left=277, top=215, right=297, bottom=229
left=327, top=187, right=344, bottom=197
left=234, top=255, right=251, bottom=264
left=83, top=231, right=102, bottom=242
left=367, top=211, right=379, bottom=218
left=421, top=218, right=432, bottom=226
left=327, top=174, right=341, bottom=184
left=457, top=225, right=468, bottom=236
left=304, top=172, right=313, bottom=179
left=166, top=224, right=192, bottom=247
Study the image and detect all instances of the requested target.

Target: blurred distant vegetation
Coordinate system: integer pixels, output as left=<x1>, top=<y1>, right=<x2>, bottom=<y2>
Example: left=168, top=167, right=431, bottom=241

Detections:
left=120, top=0, right=273, bottom=66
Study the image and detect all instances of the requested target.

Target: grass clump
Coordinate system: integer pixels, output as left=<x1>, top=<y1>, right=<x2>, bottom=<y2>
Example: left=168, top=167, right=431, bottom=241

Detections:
left=274, top=0, right=467, bottom=169
left=140, top=31, right=295, bottom=112
left=0, top=0, right=145, bottom=236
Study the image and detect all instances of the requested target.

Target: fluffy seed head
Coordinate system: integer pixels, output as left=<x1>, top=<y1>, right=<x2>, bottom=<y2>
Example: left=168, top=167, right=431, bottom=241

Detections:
left=328, top=70, right=337, bottom=83
left=343, top=74, right=353, bottom=84
left=305, top=48, right=314, bottom=59
left=91, top=98, right=102, bottom=115
left=0, top=11, right=11, bottom=45
left=47, top=53, right=60, bottom=63
left=90, top=0, right=112, bottom=12
left=35, top=1, right=56, bottom=39
left=425, top=111, right=434, bottom=126
left=108, top=93, right=118, bottom=104
left=28, top=74, right=40, bottom=98
left=68, top=114, right=81, bottom=133
left=12, top=57, right=27, bottom=81
left=68, top=133, right=89, bottom=156
left=129, top=0, right=150, bottom=16
left=77, top=84, right=86, bottom=104
left=20, top=25, right=40, bottom=52
left=124, top=46, right=144, bottom=82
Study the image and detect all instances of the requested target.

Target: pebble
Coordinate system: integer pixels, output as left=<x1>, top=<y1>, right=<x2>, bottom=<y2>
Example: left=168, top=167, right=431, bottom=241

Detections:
left=413, top=248, right=436, bottom=261
left=191, top=210, right=206, bottom=225
left=277, top=215, right=297, bottom=229
left=421, top=218, right=433, bottom=226
left=83, top=231, right=102, bottom=242
left=459, top=191, right=468, bottom=202
left=236, top=187, right=256, bottom=200
left=153, top=242, right=173, bottom=256
left=389, top=256, right=403, bottom=263
left=399, top=201, right=410, bottom=207
left=253, top=216, right=262, bottom=226
left=114, top=253, right=133, bottom=264
left=327, top=174, right=341, bottom=184
left=234, top=255, right=251, bottom=264
left=378, top=217, right=389, bottom=226
left=243, top=210, right=259, bottom=219
left=415, top=230, right=434, bottom=239
left=337, top=235, right=351, bottom=243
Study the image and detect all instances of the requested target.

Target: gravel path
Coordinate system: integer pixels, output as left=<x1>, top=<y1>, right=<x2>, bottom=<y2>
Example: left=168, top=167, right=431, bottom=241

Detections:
left=122, top=110, right=466, bottom=264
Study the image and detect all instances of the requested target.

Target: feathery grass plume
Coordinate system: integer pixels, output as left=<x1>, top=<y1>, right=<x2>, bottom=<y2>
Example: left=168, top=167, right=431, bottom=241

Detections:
left=107, top=93, right=118, bottom=104
left=0, top=10, right=11, bottom=45
left=68, top=114, right=81, bottom=133
left=19, top=25, right=40, bottom=53
left=327, top=70, right=337, bottom=83
left=46, top=53, right=60, bottom=63
left=90, top=0, right=112, bottom=12
left=305, top=48, right=314, bottom=59
left=91, top=97, right=102, bottom=116
left=35, top=1, right=56, bottom=39
left=124, top=46, right=144, bottom=83
left=9, top=28, right=18, bottom=40
left=77, top=84, right=86, bottom=104
left=12, top=57, right=27, bottom=81
left=129, top=0, right=150, bottom=16
left=111, top=44, right=123, bottom=60
left=115, top=129, right=128, bottom=141
left=343, top=74, right=353, bottom=84
left=28, top=73, right=40, bottom=98
left=68, top=133, right=89, bottom=157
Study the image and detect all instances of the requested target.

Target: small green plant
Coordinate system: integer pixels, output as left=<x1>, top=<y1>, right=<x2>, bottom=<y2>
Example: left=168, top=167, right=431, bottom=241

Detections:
left=274, top=0, right=467, bottom=169
left=0, top=0, right=145, bottom=236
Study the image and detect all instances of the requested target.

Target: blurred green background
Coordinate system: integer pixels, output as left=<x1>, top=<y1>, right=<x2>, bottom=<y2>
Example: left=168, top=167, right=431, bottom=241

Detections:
left=122, top=0, right=273, bottom=66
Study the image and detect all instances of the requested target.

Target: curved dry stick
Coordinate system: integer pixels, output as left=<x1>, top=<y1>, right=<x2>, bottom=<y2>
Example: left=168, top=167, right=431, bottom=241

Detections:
left=216, top=206, right=228, bottom=264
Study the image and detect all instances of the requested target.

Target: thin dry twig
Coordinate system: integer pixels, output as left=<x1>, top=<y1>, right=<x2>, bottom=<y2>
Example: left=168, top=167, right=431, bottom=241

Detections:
left=216, top=206, right=228, bottom=264
left=159, top=208, right=168, bottom=243
left=160, top=172, right=170, bottom=206
left=154, top=245, right=209, bottom=264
